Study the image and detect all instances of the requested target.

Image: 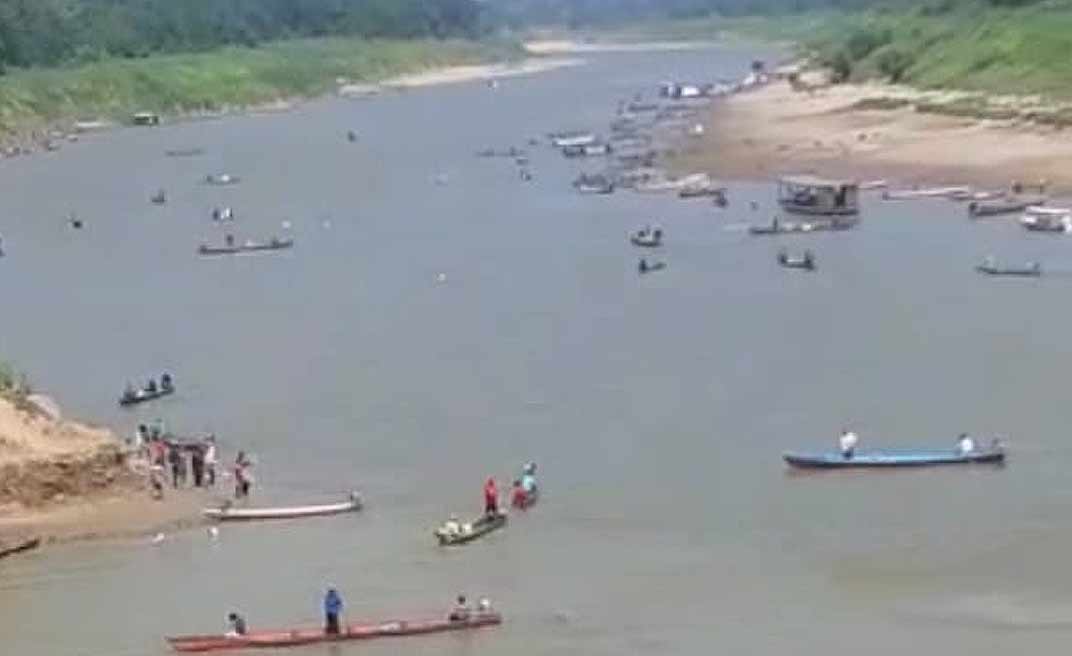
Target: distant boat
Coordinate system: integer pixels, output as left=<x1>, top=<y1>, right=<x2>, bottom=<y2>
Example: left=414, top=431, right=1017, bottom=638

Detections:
left=784, top=447, right=1005, bottom=469
left=198, top=237, right=293, bottom=256
left=165, top=148, right=204, bottom=158
left=777, top=249, right=816, bottom=271
left=975, top=259, right=1042, bottom=277
left=550, top=132, right=597, bottom=148
left=0, top=536, right=40, bottom=560
left=630, top=226, right=663, bottom=247
left=969, top=195, right=1046, bottom=217
left=882, top=186, right=970, bottom=200
left=204, top=174, right=240, bottom=186
left=435, top=512, right=507, bottom=546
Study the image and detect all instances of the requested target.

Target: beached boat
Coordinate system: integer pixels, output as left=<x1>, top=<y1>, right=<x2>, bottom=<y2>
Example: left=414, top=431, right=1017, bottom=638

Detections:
left=435, top=512, right=507, bottom=546
left=0, top=536, right=41, bottom=560
left=203, top=494, right=362, bottom=522
left=969, top=195, right=1046, bottom=217
left=119, top=386, right=174, bottom=407
left=777, top=249, right=815, bottom=271
left=630, top=227, right=662, bottom=247
left=784, top=447, right=1005, bottom=469
left=166, top=613, right=501, bottom=653
left=975, top=260, right=1042, bottom=277
left=1020, top=212, right=1072, bottom=233
left=778, top=176, right=859, bottom=216
left=198, top=238, right=294, bottom=256
left=882, top=186, right=970, bottom=200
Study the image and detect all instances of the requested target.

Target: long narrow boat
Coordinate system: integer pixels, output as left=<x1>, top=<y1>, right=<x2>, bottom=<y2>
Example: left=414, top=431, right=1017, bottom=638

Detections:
left=968, top=195, right=1046, bottom=217
left=975, top=261, right=1041, bottom=277
left=198, top=238, right=294, bottom=256
left=203, top=495, right=361, bottom=522
left=0, top=536, right=41, bottom=560
left=784, top=448, right=1005, bottom=469
left=119, top=387, right=174, bottom=407
left=166, top=612, right=501, bottom=653
left=882, top=186, right=970, bottom=200
left=435, top=512, right=507, bottom=546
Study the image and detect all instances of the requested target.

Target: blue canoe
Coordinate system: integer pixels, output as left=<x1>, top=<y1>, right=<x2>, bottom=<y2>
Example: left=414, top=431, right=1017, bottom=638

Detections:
left=784, top=448, right=1005, bottom=469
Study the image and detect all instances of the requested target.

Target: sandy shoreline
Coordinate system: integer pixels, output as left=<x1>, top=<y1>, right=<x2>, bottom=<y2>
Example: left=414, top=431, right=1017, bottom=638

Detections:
left=675, top=77, right=1072, bottom=194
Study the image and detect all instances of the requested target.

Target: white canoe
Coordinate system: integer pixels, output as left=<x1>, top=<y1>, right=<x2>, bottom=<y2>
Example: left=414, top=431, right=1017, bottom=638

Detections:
left=203, top=495, right=362, bottom=521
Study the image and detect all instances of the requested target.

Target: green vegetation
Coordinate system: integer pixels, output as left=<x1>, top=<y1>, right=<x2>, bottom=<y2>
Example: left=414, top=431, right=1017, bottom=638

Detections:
left=0, top=37, right=514, bottom=135
left=0, top=0, right=486, bottom=69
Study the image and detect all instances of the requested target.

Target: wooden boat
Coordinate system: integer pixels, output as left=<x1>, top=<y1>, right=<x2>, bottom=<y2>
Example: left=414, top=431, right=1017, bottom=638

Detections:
left=784, top=448, right=1005, bottom=469
left=204, top=174, right=240, bottom=186
left=167, top=612, right=501, bottom=653
left=882, top=186, right=970, bottom=200
left=630, top=227, right=662, bottom=248
left=1020, top=212, right=1071, bottom=232
left=777, top=250, right=815, bottom=271
left=778, top=176, right=858, bottom=216
left=198, top=238, right=294, bottom=256
left=975, top=260, right=1041, bottom=277
left=638, top=259, right=666, bottom=275
left=203, top=495, right=362, bottom=522
left=119, top=386, right=174, bottom=407
left=0, top=536, right=41, bottom=560
left=435, top=512, right=507, bottom=546
left=969, top=195, right=1046, bottom=217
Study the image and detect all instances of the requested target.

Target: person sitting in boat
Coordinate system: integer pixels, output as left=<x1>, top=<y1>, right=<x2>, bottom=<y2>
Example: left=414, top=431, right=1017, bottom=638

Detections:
left=477, top=598, right=492, bottom=614
left=484, top=477, right=499, bottom=516
left=449, top=595, right=470, bottom=622
left=123, top=382, right=137, bottom=402
left=777, top=248, right=788, bottom=265
left=839, top=429, right=858, bottom=459
left=160, top=373, right=173, bottom=392
left=639, top=258, right=650, bottom=274
left=324, top=588, right=343, bottom=635
left=957, top=433, right=975, bottom=455
left=442, top=514, right=462, bottom=538
left=146, top=378, right=158, bottom=394
left=803, top=250, right=815, bottom=269
left=226, top=612, right=248, bottom=637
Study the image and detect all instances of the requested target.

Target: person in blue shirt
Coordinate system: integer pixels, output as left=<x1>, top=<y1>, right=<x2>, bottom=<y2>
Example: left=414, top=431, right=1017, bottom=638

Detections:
left=520, top=462, right=537, bottom=495
left=324, top=588, right=343, bottom=635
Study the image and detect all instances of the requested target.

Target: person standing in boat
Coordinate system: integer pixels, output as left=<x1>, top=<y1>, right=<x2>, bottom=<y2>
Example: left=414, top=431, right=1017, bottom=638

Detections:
left=839, top=429, right=858, bottom=459
left=957, top=433, right=975, bottom=455
left=324, top=588, right=343, bottom=635
left=160, top=372, right=173, bottom=392
left=449, top=595, right=470, bottom=622
left=511, top=480, right=527, bottom=509
left=483, top=477, right=499, bottom=516
left=226, top=612, right=247, bottom=637
left=521, top=462, right=537, bottom=496
left=233, top=451, right=252, bottom=498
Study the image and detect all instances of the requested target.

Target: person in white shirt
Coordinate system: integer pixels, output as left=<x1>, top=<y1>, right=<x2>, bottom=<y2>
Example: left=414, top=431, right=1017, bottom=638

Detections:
left=203, top=436, right=218, bottom=487
left=957, top=433, right=975, bottom=455
left=839, top=429, right=858, bottom=459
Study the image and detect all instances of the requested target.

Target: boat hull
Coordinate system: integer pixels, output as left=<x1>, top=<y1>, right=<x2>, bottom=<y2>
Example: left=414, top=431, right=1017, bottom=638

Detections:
left=199, top=240, right=294, bottom=256
left=167, top=613, right=501, bottom=653
left=435, top=512, right=507, bottom=546
left=119, top=387, right=174, bottom=407
left=0, top=537, right=41, bottom=560
left=784, top=449, right=1005, bottom=469
left=203, top=498, right=361, bottom=522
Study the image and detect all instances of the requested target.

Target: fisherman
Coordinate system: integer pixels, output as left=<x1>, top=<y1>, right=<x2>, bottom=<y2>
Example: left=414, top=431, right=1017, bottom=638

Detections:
left=160, top=373, right=173, bottom=392
left=324, top=588, right=343, bottom=635
left=483, top=477, right=499, bottom=516
left=804, top=250, right=815, bottom=268
left=204, top=435, right=218, bottom=486
left=957, top=432, right=975, bottom=455
left=839, top=429, right=858, bottom=459
left=234, top=451, right=252, bottom=498
left=146, top=378, right=158, bottom=394
left=225, top=234, right=235, bottom=247
left=478, top=598, right=493, bottom=614
left=639, top=259, right=649, bottom=274
left=226, top=612, right=248, bottom=637
left=449, top=595, right=470, bottom=622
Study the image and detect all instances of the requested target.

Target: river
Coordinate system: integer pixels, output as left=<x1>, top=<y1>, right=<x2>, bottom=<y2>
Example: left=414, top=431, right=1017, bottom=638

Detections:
left=3, top=44, right=1072, bottom=655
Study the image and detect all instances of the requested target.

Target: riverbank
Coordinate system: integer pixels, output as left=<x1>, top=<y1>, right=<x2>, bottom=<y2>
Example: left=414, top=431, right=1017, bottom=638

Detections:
left=0, top=37, right=521, bottom=154
left=672, top=74, right=1072, bottom=193
left=0, top=392, right=210, bottom=547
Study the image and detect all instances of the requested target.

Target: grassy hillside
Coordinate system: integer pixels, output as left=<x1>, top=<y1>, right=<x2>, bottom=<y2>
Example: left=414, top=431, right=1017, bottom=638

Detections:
left=0, top=37, right=516, bottom=136
left=727, top=1, right=1072, bottom=98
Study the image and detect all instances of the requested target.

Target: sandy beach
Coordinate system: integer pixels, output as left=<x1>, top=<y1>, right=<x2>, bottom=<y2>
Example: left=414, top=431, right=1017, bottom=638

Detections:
left=676, top=76, right=1072, bottom=193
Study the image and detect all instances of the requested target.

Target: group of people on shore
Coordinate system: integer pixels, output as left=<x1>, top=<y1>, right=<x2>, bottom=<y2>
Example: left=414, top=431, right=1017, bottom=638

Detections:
left=135, top=423, right=253, bottom=500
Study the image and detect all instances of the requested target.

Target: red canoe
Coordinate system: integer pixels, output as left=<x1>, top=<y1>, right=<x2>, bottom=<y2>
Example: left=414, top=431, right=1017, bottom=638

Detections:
left=166, top=613, right=501, bottom=652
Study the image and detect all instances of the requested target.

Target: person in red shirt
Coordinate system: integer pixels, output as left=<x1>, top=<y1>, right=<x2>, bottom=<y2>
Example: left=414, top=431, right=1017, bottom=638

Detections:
left=483, top=477, right=498, bottom=516
left=510, top=480, right=527, bottom=509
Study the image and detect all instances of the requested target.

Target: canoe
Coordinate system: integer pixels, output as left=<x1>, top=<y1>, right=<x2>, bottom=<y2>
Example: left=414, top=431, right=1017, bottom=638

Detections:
left=969, top=195, right=1045, bottom=217
left=166, top=612, right=501, bottom=653
left=749, top=221, right=817, bottom=235
left=119, top=387, right=174, bottom=407
left=203, top=496, right=362, bottom=522
left=630, top=230, right=662, bottom=247
left=198, top=239, right=294, bottom=256
left=784, top=448, right=1005, bottom=469
left=638, top=260, right=666, bottom=275
left=0, top=536, right=41, bottom=560
left=435, top=512, right=507, bottom=546
left=975, top=262, right=1041, bottom=277
left=777, top=253, right=815, bottom=270
left=882, top=186, right=970, bottom=200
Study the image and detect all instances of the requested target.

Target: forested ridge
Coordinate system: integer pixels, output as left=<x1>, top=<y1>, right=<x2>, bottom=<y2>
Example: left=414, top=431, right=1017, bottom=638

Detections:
left=0, top=0, right=484, bottom=70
